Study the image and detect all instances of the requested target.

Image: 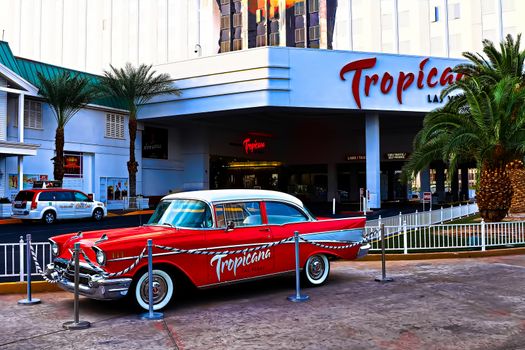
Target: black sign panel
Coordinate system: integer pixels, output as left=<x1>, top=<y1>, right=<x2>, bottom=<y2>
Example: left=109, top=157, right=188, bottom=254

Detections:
left=142, top=127, right=168, bottom=159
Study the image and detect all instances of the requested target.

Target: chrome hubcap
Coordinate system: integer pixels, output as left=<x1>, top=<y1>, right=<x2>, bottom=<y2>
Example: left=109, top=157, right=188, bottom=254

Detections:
left=140, top=275, right=167, bottom=304
left=45, top=214, right=54, bottom=223
left=94, top=210, right=102, bottom=220
left=308, top=256, right=325, bottom=280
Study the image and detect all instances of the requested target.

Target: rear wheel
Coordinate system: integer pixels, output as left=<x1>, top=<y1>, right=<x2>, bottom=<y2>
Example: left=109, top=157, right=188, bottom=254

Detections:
left=302, top=254, right=330, bottom=286
left=134, top=269, right=174, bottom=311
left=92, top=208, right=104, bottom=221
left=42, top=210, right=56, bottom=224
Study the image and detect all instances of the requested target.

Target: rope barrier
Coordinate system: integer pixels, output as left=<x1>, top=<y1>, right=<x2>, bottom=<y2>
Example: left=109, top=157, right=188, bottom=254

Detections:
left=29, top=244, right=58, bottom=284
left=298, top=236, right=361, bottom=250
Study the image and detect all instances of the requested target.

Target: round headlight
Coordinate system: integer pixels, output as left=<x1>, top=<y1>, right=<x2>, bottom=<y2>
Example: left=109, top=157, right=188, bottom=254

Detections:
left=95, top=249, right=106, bottom=266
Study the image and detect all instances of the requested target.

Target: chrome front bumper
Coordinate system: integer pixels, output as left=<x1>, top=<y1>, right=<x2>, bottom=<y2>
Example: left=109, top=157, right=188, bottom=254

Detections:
left=45, top=263, right=132, bottom=300
left=357, top=243, right=371, bottom=259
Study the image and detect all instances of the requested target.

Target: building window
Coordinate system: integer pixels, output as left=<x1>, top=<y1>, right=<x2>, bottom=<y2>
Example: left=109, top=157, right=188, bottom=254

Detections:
left=18, top=100, right=43, bottom=129
left=269, top=32, right=279, bottom=46
left=450, top=3, right=460, bottom=20
left=256, top=35, right=267, bottom=47
left=432, top=6, right=439, bottom=22
left=220, top=15, right=231, bottom=29
left=233, top=39, right=242, bottom=50
left=309, top=25, right=320, bottom=40
left=105, top=113, right=125, bottom=139
left=233, top=13, right=242, bottom=28
left=308, top=0, right=319, bottom=13
left=220, top=41, right=231, bottom=52
left=294, top=1, right=305, bottom=16
left=295, top=28, right=305, bottom=43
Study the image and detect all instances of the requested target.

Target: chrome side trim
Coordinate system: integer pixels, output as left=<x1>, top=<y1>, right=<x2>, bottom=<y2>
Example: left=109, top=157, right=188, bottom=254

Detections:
left=199, top=269, right=297, bottom=289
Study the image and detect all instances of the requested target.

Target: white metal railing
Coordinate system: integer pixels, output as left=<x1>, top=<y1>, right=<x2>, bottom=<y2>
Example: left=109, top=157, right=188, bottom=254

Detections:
left=366, top=202, right=479, bottom=228
left=0, top=237, right=52, bottom=280
left=366, top=220, right=525, bottom=253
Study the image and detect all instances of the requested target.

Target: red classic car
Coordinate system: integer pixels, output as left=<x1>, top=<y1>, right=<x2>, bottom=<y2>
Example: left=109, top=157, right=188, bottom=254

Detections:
left=46, top=190, right=369, bottom=310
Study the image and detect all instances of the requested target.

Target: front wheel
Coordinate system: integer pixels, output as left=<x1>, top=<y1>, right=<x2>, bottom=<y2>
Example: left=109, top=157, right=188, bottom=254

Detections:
left=134, top=269, right=174, bottom=311
left=302, top=254, right=330, bottom=286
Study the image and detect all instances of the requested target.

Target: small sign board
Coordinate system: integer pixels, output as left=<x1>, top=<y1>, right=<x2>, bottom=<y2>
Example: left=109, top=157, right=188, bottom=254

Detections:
left=422, top=192, right=432, bottom=202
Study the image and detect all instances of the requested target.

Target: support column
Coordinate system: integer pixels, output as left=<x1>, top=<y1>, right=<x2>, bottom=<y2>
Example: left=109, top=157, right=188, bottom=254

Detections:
left=327, top=163, right=337, bottom=202
left=18, top=156, right=23, bottom=191
left=18, top=93, right=24, bottom=142
left=419, top=168, right=431, bottom=198
left=365, top=113, right=381, bottom=209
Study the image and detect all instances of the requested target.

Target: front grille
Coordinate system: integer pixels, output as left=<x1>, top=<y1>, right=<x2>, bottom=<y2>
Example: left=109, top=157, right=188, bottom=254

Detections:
left=55, top=258, right=100, bottom=284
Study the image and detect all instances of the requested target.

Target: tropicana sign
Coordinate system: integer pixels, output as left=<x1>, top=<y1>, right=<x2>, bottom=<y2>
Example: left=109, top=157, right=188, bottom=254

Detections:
left=339, top=57, right=463, bottom=109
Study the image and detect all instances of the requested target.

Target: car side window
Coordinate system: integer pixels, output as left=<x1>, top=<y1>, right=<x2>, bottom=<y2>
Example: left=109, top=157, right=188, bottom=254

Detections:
left=38, top=192, right=53, bottom=201
left=215, top=202, right=261, bottom=228
left=74, top=192, right=89, bottom=202
left=265, top=202, right=308, bottom=225
left=55, top=191, right=74, bottom=202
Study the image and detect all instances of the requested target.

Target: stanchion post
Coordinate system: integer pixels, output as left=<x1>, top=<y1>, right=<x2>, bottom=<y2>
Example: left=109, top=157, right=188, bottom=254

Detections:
left=19, top=236, right=24, bottom=282
left=141, top=239, right=163, bottom=319
left=63, top=243, right=90, bottom=330
left=287, top=231, right=309, bottom=302
left=18, top=234, right=41, bottom=305
left=375, top=224, right=393, bottom=283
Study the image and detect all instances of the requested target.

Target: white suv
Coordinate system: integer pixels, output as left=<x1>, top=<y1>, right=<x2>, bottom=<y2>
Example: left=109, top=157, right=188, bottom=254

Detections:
left=12, top=189, right=107, bottom=224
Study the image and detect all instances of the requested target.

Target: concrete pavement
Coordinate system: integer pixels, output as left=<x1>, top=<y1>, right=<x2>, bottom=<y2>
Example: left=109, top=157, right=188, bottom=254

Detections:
left=1, top=255, right=524, bottom=350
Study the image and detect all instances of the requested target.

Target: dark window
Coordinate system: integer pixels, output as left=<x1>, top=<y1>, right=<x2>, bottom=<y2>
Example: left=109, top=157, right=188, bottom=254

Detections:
left=74, top=192, right=89, bottom=202
left=265, top=202, right=308, bottom=224
left=55, top=191, right=74, bottom=202
left=14, top=191, right=35, bottom=202
left=38, top=192, right=54, bottom=201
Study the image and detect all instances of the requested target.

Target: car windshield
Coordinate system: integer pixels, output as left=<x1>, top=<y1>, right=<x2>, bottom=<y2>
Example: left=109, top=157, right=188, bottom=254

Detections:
left=147, top=199, right=213, bottom=228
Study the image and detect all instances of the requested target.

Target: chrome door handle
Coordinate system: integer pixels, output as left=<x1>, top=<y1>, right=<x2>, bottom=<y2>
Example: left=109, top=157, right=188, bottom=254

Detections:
left=259, top=227, right=270, bottom=232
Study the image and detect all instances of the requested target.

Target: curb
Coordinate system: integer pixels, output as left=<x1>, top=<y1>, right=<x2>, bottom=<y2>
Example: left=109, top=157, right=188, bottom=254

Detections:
left=0, top=281, right=61, bottom=295
left=0, top=219, right=22, bottom=225
left=361, top=247, right=525, bottom=261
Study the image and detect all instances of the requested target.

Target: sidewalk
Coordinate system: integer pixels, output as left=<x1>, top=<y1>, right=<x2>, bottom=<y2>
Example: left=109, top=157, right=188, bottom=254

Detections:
left=1, top=256, right=524, bottom=349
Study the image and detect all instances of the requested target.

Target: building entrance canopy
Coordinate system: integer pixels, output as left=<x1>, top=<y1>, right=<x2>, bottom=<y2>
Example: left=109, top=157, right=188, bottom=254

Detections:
left=139, top=47, right=466, bottom=119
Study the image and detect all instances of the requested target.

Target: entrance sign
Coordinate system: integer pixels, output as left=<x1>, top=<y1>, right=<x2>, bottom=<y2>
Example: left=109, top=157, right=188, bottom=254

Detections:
left=243, top=138, right=266, bottom=154
left=339, top=57, right=462, bottom=109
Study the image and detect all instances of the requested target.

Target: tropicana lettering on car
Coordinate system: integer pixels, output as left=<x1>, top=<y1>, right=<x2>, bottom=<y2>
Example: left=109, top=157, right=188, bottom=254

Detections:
left=210, top=249, right=271, bottom=281
left=339, top=57, right=463, bottom=109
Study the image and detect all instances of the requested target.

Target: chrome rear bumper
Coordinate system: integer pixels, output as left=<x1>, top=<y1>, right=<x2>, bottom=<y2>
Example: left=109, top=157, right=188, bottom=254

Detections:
left=357, top=243, right=370, bottom=259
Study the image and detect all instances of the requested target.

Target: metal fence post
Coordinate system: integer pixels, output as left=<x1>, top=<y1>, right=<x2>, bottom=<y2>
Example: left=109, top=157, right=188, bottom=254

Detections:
left=287, top=231, right=309, bottom=302
left=19, top=236, right=24, bottom=282
left=481, top=219, right=486, bottom=252
left=141, top=239, right=164, bottom=319
left=63, top=243, right=90, bottom=329
left=18, top=234, right=40, bottom=305
left=375, top=224, right=393, bottom=283
left=415, top=210, right=418, bottom=235
left=398, top=212, right=402, bottom=231
left=403, top=219, right=408, bottom=254
left=428, top=207, right=432, bottom=225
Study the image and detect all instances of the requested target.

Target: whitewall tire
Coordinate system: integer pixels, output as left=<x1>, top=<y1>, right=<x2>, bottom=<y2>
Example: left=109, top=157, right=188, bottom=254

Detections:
left=134, top=269, right=174, bottom=311
left=303, top=254, right=330, bottom=286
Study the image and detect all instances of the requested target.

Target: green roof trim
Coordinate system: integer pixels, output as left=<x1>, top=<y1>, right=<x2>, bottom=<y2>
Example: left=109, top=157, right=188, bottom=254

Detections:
left=0, top=41, right=126, bottom=110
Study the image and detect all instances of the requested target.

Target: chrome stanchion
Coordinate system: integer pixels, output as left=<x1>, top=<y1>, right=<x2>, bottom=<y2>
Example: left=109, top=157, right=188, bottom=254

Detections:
left=18, top=234, right=41, bottom=305
left=287, top=231, right=309, bottom=302
left=63, top=243, right=91, bottom=330
left=375, top=224, right=393, bottom=283
left=141, top=239, right=163, bottom=320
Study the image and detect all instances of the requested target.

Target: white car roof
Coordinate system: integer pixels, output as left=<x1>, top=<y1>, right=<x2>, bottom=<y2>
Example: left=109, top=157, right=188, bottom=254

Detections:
left=162, top=189, right=305, bottom=208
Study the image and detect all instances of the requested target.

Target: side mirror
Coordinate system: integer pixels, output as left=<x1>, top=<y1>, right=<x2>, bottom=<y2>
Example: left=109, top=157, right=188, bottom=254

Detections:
left=225, top=221, right=235, bottom=232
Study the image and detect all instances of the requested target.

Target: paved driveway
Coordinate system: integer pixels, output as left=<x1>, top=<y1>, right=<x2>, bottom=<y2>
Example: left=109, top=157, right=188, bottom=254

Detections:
left=1, top=255, right=524, bottom=350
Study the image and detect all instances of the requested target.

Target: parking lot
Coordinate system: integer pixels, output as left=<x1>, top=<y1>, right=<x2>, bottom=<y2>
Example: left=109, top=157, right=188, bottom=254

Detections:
left=1, top=255, right=524, bottom=350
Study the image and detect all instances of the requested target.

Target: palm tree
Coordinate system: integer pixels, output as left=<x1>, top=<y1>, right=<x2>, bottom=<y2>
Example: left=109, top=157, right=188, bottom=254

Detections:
left=37, top=72, right=98, bottom=181
left=448, top=34, right=525, bottom=214
left=97, top=63, right=180, bottom=205
left=404, top=76, right=525, bottom=222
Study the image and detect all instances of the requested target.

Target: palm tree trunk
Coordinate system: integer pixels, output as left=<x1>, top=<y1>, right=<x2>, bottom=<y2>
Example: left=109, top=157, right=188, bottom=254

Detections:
left=507, top=160, right=525, bottom=213
left=476, top=162, right=512, bottom=222
left=127, top=114, right=139, bottom=207
left=54, top=126, right=65, bottom=181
